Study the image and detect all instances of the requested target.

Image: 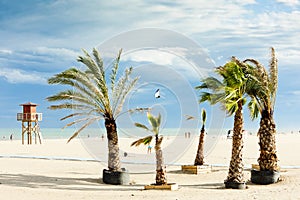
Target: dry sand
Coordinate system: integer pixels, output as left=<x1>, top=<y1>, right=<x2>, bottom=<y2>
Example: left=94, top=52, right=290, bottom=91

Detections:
left=1, top=134, right=300, bottom=200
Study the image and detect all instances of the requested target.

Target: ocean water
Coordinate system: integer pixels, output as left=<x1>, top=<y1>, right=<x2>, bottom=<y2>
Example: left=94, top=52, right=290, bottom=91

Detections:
left=0, top=127, right=224, bottom=140
left=0, top=128, right=77, bottom=140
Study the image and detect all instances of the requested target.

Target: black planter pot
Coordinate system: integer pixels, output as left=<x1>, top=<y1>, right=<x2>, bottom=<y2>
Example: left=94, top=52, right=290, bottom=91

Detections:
left=224, top=180, right=247, bottom=189
left=102, top=168, right=130, bottom=185
left=251, top=169, right=280, bottom=185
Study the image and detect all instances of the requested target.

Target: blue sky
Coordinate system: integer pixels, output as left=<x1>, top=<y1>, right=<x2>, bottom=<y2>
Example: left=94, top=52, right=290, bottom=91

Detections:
left=0, top=0, right=300, bottom=134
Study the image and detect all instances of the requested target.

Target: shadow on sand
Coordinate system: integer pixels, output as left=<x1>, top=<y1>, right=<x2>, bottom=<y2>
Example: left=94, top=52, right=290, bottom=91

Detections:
left=0, top=173, right=145, bottom=191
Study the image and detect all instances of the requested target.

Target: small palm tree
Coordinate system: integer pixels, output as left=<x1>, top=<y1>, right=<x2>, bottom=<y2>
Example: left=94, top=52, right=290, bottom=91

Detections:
left=47, top=48, right=139, bottom=173
left=196, top=61, right=248, bottom=186
left=186, top=108, right=207, bottom=165
left=242, top=47, right=279, bottom=171
left=131, top=112, right=167, bottom=185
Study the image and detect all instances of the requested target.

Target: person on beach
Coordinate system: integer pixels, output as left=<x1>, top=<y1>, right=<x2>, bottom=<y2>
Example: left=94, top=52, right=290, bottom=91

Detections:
left=147, top=145, right=152, bottom=154
left=10, top=134, right=13, bottom=141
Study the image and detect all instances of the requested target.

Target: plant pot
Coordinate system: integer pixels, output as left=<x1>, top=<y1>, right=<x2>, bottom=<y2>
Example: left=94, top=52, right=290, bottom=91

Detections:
left=102, top=168, right=130, bottom=185
left=144, top=183, right=178, bottom=190
left=251, top=169, right=280, bottom=185
left=224, top=180, right=247, bottom=189
left=181, top=164, right=211, bottom=174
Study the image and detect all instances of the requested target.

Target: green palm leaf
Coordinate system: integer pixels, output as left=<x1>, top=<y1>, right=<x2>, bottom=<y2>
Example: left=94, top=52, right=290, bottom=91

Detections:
left=147, top=112, right=158, bottom=134
left=131, top=135, right=153, bottom=147
left=134, top=122, right=150, bottom=131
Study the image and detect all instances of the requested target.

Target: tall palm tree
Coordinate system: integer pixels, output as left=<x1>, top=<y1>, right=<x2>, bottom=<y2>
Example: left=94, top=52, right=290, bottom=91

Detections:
left=242, top=47, right=279, bottom=171
left=196, top=61, right=248, bottom=187
left=186, top=108, right=207, bottom=165
left=131, top=112, right=167, bottom=185
left=47, top=48, right=139, bottom=173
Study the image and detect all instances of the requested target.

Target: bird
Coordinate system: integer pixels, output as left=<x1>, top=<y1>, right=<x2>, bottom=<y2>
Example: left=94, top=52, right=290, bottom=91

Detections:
left=154, top=89, right=160, bottom=98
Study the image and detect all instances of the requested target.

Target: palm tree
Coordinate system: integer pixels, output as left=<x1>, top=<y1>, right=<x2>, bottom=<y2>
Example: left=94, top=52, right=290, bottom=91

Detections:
left=47, top=48, right=139, bottom=174
left=186, top=108, right=207, bottom=165
left=196, top=61, right=248, bottom=188
left=242, top=47, right=279, bottom=172
left=131, top=112, right=167, bottom=185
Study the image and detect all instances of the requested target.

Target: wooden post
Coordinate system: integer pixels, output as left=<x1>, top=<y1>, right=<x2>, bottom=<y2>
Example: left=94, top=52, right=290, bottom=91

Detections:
left=28, top=122, right=31, bottom=144
left=22, top=122, right=25, bottom=145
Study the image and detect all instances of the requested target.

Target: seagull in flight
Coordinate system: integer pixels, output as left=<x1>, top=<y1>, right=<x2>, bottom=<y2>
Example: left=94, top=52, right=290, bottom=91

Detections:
left=155, top=89, right=160, bottom=99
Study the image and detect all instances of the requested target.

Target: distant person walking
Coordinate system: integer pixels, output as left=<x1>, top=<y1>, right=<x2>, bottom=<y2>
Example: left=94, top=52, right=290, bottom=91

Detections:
left=147, top=145, right=152, bottom=154
left=10, top=134, right=13, bottom=141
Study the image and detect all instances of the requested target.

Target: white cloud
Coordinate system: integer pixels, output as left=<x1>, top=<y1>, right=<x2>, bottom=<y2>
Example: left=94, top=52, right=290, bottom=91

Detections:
left=33, top=47, right=78, bottom=59
left=122, top=48, right=211, bottom=80
left=290, top=90, right=300, bottom=95
left=0, top=67, right=47, bottom=84
left=276, top=0, right=299, bottom=6
left=0, top=49, right=12, bottom=54
left=123, top=49, right=175, bottom=66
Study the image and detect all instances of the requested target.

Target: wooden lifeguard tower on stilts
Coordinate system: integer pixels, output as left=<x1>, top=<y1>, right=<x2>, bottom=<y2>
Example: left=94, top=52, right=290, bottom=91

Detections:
left=17, top=102, right=43, bottom=145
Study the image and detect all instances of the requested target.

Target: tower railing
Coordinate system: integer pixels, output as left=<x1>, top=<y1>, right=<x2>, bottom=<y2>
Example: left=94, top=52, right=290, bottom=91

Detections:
left=17, top=113, right=43, bottom=121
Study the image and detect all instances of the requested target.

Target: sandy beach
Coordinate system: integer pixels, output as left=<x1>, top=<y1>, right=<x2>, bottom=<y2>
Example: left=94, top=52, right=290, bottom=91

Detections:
left=1, top=134, right=300, bottom=200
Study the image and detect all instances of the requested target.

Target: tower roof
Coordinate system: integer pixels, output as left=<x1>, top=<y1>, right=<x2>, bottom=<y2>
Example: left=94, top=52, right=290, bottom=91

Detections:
left=19, top=102, right=39, bottom=106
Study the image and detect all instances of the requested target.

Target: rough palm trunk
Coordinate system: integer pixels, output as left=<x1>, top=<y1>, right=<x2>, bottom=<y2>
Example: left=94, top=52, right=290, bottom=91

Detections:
left=194, top=125, right=205, bottom=165
left=257, top=109, right=278, bottom=171
left=226, top=101, right=244, bottom=183
left=105, top=117, right=121, bottom=171
left=155, top=135, right=167, bottom=185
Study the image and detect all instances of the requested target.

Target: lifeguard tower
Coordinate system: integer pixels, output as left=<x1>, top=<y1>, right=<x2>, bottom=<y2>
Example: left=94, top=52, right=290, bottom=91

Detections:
left=17, top=102, right=43, bottom=144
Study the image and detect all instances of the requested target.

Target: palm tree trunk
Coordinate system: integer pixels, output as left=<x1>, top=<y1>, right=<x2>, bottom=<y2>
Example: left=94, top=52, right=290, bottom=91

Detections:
left=226, top=101, right=244, bottom=183
left=257, top=109, right=278, bottom=171
left=105, top=117, right=121, bottom=171
left=194, top=125, right=205, bottom=165
left=155, top=135, right=167, bottom=185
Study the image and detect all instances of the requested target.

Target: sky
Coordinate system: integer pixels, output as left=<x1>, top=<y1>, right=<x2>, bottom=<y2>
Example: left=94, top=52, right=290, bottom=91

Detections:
left=0, top=0, right=300, bottom=134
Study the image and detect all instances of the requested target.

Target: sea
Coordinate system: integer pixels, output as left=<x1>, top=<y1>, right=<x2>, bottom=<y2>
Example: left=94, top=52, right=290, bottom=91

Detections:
left=0, top=127, right=226, bottom=141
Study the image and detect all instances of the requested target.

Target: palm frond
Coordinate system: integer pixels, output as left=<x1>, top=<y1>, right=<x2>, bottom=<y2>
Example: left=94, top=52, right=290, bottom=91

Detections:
left=60, top=111, right=99, bottom=121
left=269, top=47, right=278, bottom=109
left=48, top=67, right=107, bottom=111
left=185, top=114, right=195, bottom=121
left=113, top=70, right=139, bottom=117
left=48, top=103, right=91, bottom=110
left=243, top=58, right=269, bottom=89
left=134, top=122, right=150, bottom=131
left=225, top=100, right=238, bottom=116
left=201, top=109, right=207, bottom=124
left=157, top=113, right=161, bottom=128
left=147, top=112, right=159, bottom=134
left=110, top=49, right=122, bottom=91
left=128, top=107, right=150, bottom=114
left=92, top=48, right=105, bottom=82
left=131, top=135, right=153, bottom=147
left=196, top=77, right=223, bottom=92
left=248, top=98, right=261, bottom=120
left=210, top=92, right=227, bottom=105
left=67, top=118, right=98, bottom=143
left=47, top=90, right=100, bottom=109
left=199, top=92, right=212, bottom=103
left=62, top=116, right=95, bottom=129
